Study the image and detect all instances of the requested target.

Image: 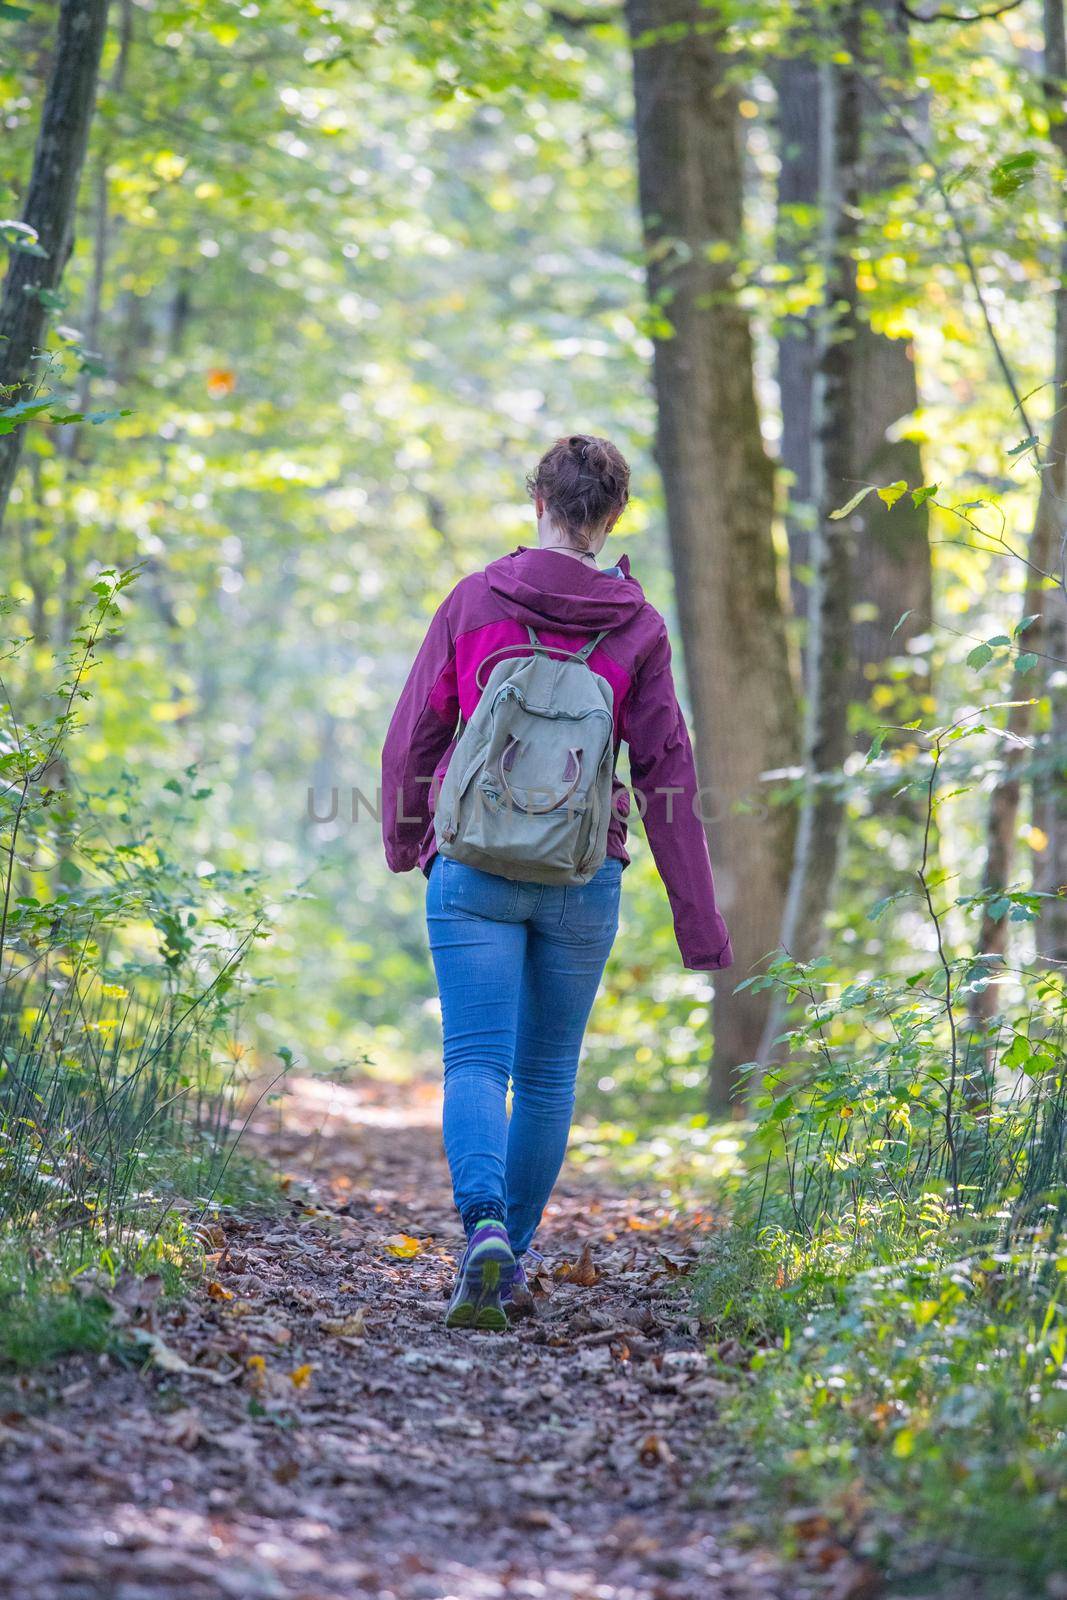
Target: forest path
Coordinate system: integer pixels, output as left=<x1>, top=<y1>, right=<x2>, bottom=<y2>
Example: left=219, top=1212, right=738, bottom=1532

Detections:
left=0, top=1075, right=827, bottom=1600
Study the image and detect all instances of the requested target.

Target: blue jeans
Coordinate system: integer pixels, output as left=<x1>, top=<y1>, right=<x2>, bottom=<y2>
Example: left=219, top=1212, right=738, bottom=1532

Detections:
left=426, top=854, right=621, bottom=1255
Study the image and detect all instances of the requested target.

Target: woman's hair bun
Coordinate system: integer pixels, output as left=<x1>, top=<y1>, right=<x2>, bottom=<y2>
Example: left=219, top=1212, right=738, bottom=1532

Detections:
left=526, top=434, right=631, bottom=546
left=569, top=435, right=611, bottom=477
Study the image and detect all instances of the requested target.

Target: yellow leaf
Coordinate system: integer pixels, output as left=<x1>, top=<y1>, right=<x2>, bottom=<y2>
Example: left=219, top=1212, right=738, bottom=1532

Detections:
left=206, top=1280, right=233, bottom=1301
left=321, top=1310, right=367, bottom=1338
left=385, top=1233, right=422, bottom=1259
left=289, top=1363, right=314, bottom=1389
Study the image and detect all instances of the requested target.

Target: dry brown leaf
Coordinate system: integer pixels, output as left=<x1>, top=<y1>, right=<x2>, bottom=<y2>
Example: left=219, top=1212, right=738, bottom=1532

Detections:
left=556, top=1242, right=599, bottom=1287
left=638, top=1432, right=675, bottom=1467
left=205, top=1280, right=234, bottom=1301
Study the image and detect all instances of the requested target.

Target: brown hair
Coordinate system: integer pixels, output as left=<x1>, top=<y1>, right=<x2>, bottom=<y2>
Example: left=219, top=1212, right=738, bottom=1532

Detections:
left=526, top=434, right=630, bottom=550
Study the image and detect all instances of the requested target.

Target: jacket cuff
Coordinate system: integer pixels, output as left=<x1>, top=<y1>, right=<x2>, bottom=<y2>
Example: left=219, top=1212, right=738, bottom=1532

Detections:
left=683, top=937, right=734, bottom=972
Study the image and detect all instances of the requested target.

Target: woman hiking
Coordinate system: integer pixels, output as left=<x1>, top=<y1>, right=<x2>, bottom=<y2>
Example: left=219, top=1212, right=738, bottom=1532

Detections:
left=381, top=434, right=732, bottom=1329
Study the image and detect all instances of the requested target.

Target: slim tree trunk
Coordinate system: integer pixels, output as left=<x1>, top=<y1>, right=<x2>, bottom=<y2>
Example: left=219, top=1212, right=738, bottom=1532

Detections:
left=849, top=0, right=931, bottom=701
left=775, top=0, right=861, bottom=970
left=0, top=0, right=109, bottom=535
left=969, top=0, right=1067, bottom=1023
left=626, top=0, right=798, bottom=1110
left=778, top=0, right=931, bottom=697
left=777, top=45, right=823, bottom=623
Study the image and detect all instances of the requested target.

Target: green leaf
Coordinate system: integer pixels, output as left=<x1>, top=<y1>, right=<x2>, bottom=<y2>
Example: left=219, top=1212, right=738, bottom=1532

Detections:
left=1003, top=1034, right=1031, bottom=1070
left=829, top=485, right=874, bottom=520
left=0, top=396, right=56, bottom=435
left=910, top=482, right=939, bottom=507
left=0, top=217, right=46, bottom=253
left=967, top=643, right=994, bottom=669
left=990, top=150, right=1039, bottom=198
left=1007, top=434, right=1039, bottom=458
left=1015, top=652, right=1039, bottom=673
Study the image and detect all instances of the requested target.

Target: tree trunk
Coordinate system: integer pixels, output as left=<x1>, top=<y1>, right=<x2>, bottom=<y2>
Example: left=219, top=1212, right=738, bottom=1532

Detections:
left=778, top=0, right=931, bottom=698
left=775, top=0, right=861, bottom=973
left=777, top=44, right=823, bottom=624
left=848, top=324, right=930, bottom=701
left=849, top=0, right=931, bottom=703
left=1035, top=594, right=1067, bottom=964
left=0, top=0, right=109, bottom=535
left=626, top=0, right=798, bottom=1110
left=969, top=0, right=1067, bottom=1023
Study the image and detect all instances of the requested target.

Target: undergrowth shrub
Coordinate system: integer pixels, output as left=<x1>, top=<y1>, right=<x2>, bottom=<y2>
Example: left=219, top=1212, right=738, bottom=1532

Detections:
left=695, top=704, right=1067, bottom=1595
left=0, top=572, right=280, bottom=1365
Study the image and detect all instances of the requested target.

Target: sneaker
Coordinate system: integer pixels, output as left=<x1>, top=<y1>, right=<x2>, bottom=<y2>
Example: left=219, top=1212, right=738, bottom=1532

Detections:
left=445, top=1219, right=516, bottom=1331
left=502, top=1247, right=543, bottom=1312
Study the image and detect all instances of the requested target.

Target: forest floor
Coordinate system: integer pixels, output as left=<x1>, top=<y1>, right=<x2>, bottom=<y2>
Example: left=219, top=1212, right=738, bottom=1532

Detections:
left=0, top=1075, right=868, bottom=1600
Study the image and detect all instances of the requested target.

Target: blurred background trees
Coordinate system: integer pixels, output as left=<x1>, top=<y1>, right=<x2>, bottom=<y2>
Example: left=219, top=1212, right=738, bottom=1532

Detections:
left=1, top=0, right=1063, bottom=1110
left=3, top=4, right=1066, bottom=1577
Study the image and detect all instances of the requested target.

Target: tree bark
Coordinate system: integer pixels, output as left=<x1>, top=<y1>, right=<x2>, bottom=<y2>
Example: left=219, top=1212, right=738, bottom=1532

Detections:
left=775, top=0, right=861, bottom=972
left=777, top=44, right=823, bottom=624
left=0, top=0, right=109, bottom=535
left=626, top=0, right=798, bottom=1110
left=778, top=0, right=931, bottom=698
left=969, top=0, right=1067, bottom=1021
left=848, top=0, right=931, bottom=703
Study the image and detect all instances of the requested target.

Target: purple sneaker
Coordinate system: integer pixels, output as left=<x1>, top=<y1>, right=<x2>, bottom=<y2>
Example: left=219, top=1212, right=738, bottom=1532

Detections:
left=445, top=1219, right=516, bottom=1331
left=502, top=1247, right=543, bottom=1313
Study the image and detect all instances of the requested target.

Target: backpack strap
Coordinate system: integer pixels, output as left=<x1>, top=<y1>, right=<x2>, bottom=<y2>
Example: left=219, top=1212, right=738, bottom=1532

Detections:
left=575, top=630, right=607, bottom=661
left=474, top=628, right=607, bottom=692
left=528, top=623, right=606, bottom=662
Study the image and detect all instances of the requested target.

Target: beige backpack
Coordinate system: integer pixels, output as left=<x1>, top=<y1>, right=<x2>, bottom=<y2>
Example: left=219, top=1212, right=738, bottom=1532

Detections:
left=433, top=627, right=615, bottom=886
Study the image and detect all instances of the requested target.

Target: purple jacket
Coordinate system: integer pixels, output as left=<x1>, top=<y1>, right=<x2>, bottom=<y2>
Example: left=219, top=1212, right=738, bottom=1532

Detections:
left=381, top=547, right=733, bottom=971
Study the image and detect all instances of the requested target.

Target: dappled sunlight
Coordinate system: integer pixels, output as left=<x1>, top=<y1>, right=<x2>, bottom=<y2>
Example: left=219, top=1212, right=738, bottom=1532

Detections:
left=278, top=1072, right=444, bottom=1133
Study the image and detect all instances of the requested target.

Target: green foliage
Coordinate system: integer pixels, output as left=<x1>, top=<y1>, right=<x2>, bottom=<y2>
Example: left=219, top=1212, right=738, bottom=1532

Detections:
left=0, top=576, right=280, bottom=1365
left=696, top=685, right=1067, bottom=1591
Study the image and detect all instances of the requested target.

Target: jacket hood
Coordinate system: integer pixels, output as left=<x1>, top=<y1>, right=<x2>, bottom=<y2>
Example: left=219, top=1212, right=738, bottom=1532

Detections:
left=484, top=547, right=647, bottom=634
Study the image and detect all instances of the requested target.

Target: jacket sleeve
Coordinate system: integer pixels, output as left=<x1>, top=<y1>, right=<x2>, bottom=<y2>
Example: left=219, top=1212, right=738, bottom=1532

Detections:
left=381, top=592, right=459, bottom=872
left=623, top=624, right=734, bottom=971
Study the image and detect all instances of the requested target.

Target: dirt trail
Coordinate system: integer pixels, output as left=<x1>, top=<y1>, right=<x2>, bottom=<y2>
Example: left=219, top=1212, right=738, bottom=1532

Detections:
left=0, top=1075, right=820, bottom=1600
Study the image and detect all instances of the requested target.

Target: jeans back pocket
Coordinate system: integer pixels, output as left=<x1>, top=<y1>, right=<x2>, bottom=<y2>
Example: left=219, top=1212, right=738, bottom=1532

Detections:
left=439, top=857, right=521, bottom=922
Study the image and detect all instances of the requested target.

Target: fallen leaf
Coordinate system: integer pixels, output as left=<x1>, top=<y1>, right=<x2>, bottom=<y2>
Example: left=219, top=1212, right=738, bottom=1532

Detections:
left=129, top=1329, right=237, bottom=1384
left=556, top=1242, right=599, bottom=1287
left=289, top=1363, right=314, bottom=1389
left=164, top=1407, right=203, bottom=1449
left=321, top=1310, right=367, bottom=1338
left=102, top=1272, right=164, bottom=1326
left=384, top=1233, right=422, bottom=1259
left=638, top=1432, right=675, bottom=1467
left=206, top=1280, right=234, bottom=1301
